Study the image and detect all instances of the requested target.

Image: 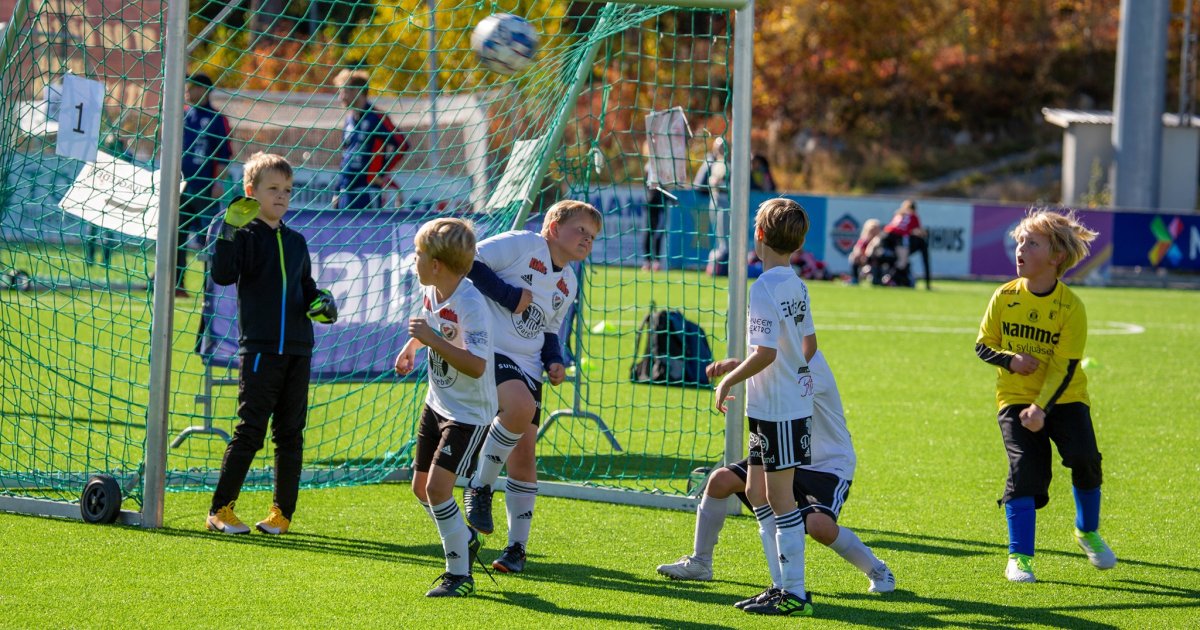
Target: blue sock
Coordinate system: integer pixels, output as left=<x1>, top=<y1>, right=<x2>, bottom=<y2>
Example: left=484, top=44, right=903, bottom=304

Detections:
left=1073, top=486, right=1101, bottom=532
left=1005, top=496, right=1036, bottom=557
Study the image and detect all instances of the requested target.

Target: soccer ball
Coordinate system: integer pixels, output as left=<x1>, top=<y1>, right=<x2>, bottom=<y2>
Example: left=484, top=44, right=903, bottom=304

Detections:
left=471, top=13, right=538, bottom=75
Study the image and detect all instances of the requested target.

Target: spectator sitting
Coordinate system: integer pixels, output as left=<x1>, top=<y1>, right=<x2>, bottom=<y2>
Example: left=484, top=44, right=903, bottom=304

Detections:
left=848, top=219, right=882, bottom=285
left=878, top=199, right=923, bottom=286
left=790, top=248, right=832, bottom=281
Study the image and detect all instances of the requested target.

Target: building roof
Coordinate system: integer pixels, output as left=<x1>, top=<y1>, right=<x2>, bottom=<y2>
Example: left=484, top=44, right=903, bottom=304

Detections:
left=1042, top=107, right=1200, bottom=128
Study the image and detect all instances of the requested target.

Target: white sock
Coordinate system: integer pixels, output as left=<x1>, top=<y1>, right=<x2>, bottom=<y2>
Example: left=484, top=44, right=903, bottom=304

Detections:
left=506, top=478, right=538, bottom=548
left=471, top=419, right=522, bottom=489
left=430, top=498, right=470, bottom=576
left=829, top=526, right=884, bottom=575
left=775, top=508, right=807, bottom=597
left=692, top=493, right=726, bottom=565
left=753, top=504, right=782, bottom=589
left=419, top=501, right=434, bottom=520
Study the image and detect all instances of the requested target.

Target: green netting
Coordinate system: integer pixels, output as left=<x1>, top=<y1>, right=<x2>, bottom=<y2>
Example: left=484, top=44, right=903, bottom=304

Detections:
left=0, top=0, right=737, bottom=510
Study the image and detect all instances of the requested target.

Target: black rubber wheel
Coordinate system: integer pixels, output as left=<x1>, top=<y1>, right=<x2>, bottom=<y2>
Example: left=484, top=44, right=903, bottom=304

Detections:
left=80, top=474, right=122, bottom=524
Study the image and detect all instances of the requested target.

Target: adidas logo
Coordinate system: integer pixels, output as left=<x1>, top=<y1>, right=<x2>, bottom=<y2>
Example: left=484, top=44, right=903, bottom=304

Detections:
left=516, top=510, right=533, bottom=520
left=446, top=551, right=461, bottom=559
left=521, top=273, right=534, bottom=285
left=779, top=554, right=789, bottom=564
left=486, top=454, right=502, bottom=463
left=441, top=445, right=452, bottom=455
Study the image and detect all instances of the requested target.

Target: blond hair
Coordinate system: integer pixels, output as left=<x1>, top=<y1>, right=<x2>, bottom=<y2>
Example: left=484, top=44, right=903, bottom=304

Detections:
left=541, top=200, right=603, bottom=235
left=243, top=152, right=293, bottom=191
left=334, top=69, right=370, bottom=90
left=859, top=218, right=882, bottom=240
left=415, top=218, right=477, bottom=276
left=1011, top=208, right=1098, bottom=277
left=755, top=197, right=809, bottom=255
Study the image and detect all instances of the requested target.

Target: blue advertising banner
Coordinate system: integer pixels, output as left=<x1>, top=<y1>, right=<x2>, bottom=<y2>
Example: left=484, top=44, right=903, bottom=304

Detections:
left=201, top=208, right=512, bottom=378
left=1112, top=212, right=1200, bottom=270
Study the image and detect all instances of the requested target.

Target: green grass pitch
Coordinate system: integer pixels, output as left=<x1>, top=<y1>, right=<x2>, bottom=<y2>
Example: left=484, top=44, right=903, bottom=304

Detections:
left=2, top=264, right=1199, bottom=627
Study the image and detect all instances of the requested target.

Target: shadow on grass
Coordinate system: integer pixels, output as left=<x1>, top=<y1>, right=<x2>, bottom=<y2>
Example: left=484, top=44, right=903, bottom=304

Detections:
left=856, top=527, right=1200, bottom=574
left=480, top=587, right=738, bottom=629
left=145, top=526, right=444, bottom=567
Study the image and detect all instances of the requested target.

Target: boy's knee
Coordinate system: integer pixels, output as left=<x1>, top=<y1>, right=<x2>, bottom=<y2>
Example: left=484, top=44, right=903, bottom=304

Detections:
left=804, top=513, right=838, bottom=545
left=705, top=468, right=743, bottom=499
left=232, top=423, right=267, bottom=451
left=1065, top=452, right=1103, bottom=488
left=412, top=483, right=428, bottom=504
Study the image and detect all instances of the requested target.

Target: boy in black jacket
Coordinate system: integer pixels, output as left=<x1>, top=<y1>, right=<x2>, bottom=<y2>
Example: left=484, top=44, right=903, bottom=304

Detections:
left=206, top=152, right=337, bottom=535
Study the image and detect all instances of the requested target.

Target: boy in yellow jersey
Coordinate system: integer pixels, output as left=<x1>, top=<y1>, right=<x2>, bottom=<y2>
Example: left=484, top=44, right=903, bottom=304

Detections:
left=975, top=209, right=1114, bottom=583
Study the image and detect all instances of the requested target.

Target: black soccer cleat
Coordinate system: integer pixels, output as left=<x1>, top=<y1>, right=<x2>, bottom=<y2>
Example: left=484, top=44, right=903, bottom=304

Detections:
left=425, top=572, right=475, bottom=597
left=734, top=586, right=779, bottom=609
left=492, top=542, right=527, bottom=574
left=743, top=589, right=813, bottom=616
left=463, top=483, right=494, bottom=534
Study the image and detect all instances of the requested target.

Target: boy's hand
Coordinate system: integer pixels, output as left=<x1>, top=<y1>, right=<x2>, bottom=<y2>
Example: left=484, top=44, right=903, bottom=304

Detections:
left=408, top=317, right=438, bottom=345
left=1019, top=405, right=1045, bottom=432
left=714, top=379, right=734, bottom=414
left=1009, top=353, right=1040, bottom=375
left=307, top=289, right=338, bottom=324
left=546, top=363, right=566, bottom=385
left=515, top=288, right=533, bottom=314
left=223, top=196, right=260, bottom=228
left=706, top=358, right=740, bottom=380
left=394, top=348, right=417, bottom=375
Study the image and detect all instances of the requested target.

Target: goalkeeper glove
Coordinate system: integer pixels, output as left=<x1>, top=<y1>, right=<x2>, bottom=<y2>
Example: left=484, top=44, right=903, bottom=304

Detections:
left=307, top=289, right=338, bottom=324
left=219, top=196, right=260, bottom=240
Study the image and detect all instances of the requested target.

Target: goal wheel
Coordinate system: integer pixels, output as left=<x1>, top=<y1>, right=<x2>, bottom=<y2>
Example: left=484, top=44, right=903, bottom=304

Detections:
left=80, top=474, right=122, bottom=524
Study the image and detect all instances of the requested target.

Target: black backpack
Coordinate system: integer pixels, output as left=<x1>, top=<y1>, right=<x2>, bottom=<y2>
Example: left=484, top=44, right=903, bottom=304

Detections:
left=629, top=309, right=713, bottom=387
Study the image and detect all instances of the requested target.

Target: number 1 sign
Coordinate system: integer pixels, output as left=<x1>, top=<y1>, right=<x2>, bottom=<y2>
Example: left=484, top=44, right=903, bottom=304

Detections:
left=55, top=74, right=104, bottom=163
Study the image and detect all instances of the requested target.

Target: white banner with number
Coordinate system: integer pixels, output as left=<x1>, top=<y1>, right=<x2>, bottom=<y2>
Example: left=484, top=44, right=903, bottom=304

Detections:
left=59, top=150, right=168, bottom=240
left=55, top=74, right=103, bottom=163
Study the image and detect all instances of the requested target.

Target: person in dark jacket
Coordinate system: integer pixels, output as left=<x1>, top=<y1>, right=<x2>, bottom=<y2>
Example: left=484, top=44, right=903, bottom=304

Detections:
left=205, top=152, right=338, bottom=536
left=177, top=72, right=233, bottom=297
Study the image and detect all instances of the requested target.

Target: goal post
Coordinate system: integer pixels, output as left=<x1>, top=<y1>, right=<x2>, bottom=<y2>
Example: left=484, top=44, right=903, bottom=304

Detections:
left=0, top=0, right=755, bottom=525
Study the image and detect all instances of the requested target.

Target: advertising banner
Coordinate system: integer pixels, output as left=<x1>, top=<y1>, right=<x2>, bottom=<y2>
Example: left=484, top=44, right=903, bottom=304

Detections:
left=822, top=197, right=971, bottom=277
left=970, top=205, right=1114, bottom=281
left=1111, top=212, right=1200, bottom=270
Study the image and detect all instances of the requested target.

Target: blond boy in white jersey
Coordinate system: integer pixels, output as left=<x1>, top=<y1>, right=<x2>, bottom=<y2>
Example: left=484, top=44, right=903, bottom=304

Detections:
left=394, top=218, right=496, bottom=597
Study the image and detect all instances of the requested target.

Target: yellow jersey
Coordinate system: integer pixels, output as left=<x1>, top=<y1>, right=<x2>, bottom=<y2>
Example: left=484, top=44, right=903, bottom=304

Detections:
left=976, top=278, right=1089, bottom=410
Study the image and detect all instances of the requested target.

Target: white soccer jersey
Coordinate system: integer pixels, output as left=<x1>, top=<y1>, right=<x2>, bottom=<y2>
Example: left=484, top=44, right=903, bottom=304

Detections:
left=745, top=266, right=816, bottom=422
left=806, top=350, right=857, bottom=480
left=474, top=230, right=577, bottom=381
left=421, top=280, right=497, bottom=426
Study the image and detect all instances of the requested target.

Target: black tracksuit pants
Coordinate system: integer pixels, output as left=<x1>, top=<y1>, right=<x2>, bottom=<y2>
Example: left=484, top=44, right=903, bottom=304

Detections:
left=211, top=352, right=310, bottom=519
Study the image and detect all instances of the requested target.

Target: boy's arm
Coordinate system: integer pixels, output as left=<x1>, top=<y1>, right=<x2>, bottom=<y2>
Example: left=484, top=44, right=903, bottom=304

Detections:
left=210, top=228, right=251, bottom=286
left=540, top=332, right=565, bottom=384
left=974, top=289, right=1037, bottom=373
left=394, top=337, right=423, bottom=375
left=409, top=318, right=487, bottom=379
left=801, top=333, right=818, bottom=363
left=713, top=345, right=776, bottom=412
left=467, top=260, right=529, bottom=313
left=1032, top=299, right=1088, bottom=412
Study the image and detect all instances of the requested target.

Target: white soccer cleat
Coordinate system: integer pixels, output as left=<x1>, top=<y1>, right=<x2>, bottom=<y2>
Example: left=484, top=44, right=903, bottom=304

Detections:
left=656, top=555, right=713, bottom=581
left=1005, top=554, right=1036, bottom=583
left=1074, top=529, right=1117, bottom=569
left=867, top=563, right=896, bottom=593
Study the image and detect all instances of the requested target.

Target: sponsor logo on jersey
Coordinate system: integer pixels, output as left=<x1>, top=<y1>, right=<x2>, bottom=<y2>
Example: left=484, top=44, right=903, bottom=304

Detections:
left=512, top=303, right=547, bottom=339
left=438, top=307, right=459, bottom=323
left=1002, top=321, right=1060, bottom=345
left=780, top=298, right=807, bottom=325
left=551, top=292, right=564, bottom=311
left=799, top=373, right=814, bottom=396
left=1027, top=309, right=1039, bottom=323
left=749, top=317, right=773, bottom=335
left=521, top=273, right=534, bottom=285
left=1001, top=289, right=1019, bottom=295
left=529, top=258, right=547, bottom=274
left=429, top=351, right=458, bottom=388
left=465, top=330, right=488, bottom=346
left=830, top=214, right=860, bottom=255
left=557, top=278, right=569, bottom=295
left=440, top=323, right=458, bottom=341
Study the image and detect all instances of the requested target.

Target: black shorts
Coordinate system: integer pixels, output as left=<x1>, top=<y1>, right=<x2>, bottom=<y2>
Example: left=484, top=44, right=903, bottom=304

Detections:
left=727, top=459, right=851, bottom=520
left=746, top=416, right=812, bottom=472
left=414, top=405, right=489, bottom=477
left=997, top=402, right=1103, bottom=508
left=494, top=352, right=544, bottom=426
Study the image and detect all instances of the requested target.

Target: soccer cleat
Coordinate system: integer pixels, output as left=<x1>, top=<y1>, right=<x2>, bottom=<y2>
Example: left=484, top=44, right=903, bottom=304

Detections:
left=1074, top=528, right=1117, bottom=569
left=425, top=572, right=475, bottom=597
left=463, top=483, right=494, bottom=534
left=734, top=587, right=778, bottom=609
left=255, top=506, right=290, bottom=535
left=656, top=555, right=713, bottom=581
left=867, top=563, right=896, bottom=593
left=743, top=589, right=813, bottom=616
left=492, top=542, right=527, bottom=574
left=206, top=502, right=250, bottom=535
left=1006, top=553, right=1036, bottom=583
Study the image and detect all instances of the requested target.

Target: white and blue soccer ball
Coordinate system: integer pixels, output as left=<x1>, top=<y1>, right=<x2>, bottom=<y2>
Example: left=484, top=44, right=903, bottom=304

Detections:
left=471, top=13, right=538, bottom=75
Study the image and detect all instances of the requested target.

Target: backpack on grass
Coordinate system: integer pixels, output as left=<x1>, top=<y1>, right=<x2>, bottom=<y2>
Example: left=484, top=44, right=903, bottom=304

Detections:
left=629, top=309, right=713, bottom=387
